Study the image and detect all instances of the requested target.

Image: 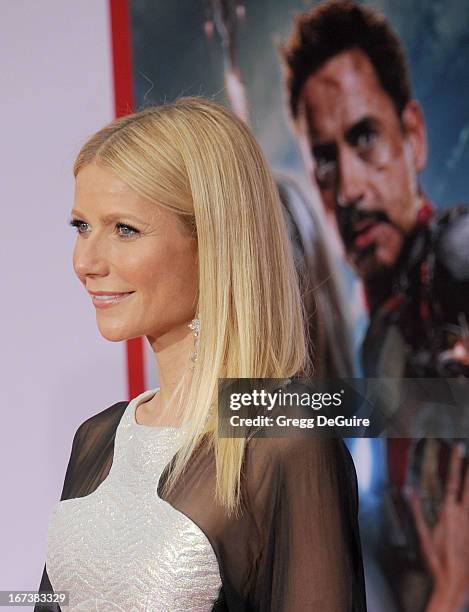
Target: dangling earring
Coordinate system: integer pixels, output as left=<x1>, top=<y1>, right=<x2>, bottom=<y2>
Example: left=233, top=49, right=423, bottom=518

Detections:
left=188, top=317, right=200, bottom=364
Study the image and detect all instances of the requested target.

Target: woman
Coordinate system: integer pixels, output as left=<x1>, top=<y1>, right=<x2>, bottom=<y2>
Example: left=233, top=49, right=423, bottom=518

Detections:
left=35, top=97, right=366, bottom=611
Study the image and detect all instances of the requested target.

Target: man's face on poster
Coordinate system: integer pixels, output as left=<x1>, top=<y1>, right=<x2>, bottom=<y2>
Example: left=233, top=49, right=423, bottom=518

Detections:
left=296, top=48, right=427, bottom=281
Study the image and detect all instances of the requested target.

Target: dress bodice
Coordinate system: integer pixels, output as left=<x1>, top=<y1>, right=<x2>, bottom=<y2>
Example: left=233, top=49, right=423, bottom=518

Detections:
left=38, top=388, right=367, bottom=611
left=46, top=388, right=222, bottom=612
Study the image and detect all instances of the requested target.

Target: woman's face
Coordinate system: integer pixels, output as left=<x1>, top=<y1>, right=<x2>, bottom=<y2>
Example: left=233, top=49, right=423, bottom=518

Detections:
left=72, top=162, right=198, bottom=344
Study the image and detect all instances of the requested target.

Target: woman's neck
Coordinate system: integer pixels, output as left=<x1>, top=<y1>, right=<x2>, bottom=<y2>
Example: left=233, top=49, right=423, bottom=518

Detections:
left=139, top=322, right=196, bottom=427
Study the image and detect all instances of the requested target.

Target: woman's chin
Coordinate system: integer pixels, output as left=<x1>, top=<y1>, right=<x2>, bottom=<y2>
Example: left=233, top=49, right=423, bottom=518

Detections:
left=97, top=323, right=138, bottom=343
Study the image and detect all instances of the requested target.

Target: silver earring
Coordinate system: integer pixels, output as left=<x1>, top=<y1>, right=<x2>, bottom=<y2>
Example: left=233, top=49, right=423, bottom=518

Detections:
left=188, top=317, right=200, bottom=363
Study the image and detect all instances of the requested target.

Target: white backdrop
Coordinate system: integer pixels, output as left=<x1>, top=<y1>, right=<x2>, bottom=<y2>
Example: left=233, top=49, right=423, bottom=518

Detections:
left=0, top=0, right=129, bottom=599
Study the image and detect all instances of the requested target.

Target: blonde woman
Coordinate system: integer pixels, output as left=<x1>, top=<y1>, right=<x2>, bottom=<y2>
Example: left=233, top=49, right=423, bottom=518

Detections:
left=35, top=97, right=366, bottom=611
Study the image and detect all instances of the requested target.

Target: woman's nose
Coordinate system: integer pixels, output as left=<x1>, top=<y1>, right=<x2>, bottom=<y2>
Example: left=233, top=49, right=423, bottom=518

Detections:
left=73, top=235, right=110, bottom=279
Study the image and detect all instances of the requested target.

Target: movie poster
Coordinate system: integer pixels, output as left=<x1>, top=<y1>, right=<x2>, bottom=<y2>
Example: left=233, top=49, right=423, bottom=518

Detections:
left=127, top=2, right=469, bottom=610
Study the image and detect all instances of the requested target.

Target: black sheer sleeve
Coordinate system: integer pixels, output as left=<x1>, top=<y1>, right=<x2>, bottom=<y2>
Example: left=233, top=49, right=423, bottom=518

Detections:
left=34, top=401, right=129, bottom=612
left=246, top=435, right=366, bottom=611
left=161, top=432, right=367, bottom=611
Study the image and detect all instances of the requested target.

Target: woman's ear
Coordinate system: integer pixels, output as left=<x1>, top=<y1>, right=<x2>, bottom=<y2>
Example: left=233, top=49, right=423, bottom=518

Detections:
left=402, top=100, right=428, bottom=173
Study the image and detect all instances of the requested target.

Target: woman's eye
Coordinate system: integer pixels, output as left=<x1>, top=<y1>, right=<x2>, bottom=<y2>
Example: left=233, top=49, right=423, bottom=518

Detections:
left=69, top=218, right=89, bottom=234
left=116, top=223, right=139, bottom=238
left=68, top=219, right=139, bottom=239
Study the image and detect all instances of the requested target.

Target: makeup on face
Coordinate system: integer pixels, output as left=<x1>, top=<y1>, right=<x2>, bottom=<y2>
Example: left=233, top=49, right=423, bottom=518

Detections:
left=71, top=163, right=199, bottom=343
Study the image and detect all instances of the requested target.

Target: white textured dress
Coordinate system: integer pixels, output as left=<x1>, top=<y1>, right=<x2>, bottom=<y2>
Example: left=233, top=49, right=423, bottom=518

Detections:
left=39, top=387, right=367, bottom=611
left=46, top=388, right=222, bottom=612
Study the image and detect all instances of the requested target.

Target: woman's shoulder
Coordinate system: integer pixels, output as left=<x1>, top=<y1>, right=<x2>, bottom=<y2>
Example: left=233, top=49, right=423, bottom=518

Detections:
left=246, top=432, right=344, bottom=465
left=72, top=399, right=129, bottom=448
left=244, top=434, right=357, bottom=501
left=80, top=398, right=129, bottom=428
left=59, top=399, right=129, bottom=501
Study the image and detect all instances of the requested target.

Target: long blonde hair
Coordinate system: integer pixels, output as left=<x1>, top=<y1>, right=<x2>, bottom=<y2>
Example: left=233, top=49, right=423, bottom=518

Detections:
left=74, top=97, right=311, bottom=515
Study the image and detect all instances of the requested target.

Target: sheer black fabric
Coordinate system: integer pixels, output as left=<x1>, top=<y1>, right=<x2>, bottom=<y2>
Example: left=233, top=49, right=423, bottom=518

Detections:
left=35, top=400, right=367, bottom=611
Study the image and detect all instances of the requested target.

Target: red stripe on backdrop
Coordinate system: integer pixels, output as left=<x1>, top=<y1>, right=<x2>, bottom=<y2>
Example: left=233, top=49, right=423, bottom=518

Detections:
left=108, top=0, right=146, bottom=399
left=109, top=0, right=134, bottom=117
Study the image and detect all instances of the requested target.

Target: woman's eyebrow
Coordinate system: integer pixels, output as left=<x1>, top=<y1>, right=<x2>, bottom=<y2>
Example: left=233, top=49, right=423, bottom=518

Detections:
left=70, top=209, right=146, bottom=224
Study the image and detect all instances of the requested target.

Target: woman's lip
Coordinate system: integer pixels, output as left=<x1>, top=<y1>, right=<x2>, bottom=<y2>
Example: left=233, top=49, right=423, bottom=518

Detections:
left=88, top=290, right=134, bottom=296
left=90, top=292, right=134, bottom=309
